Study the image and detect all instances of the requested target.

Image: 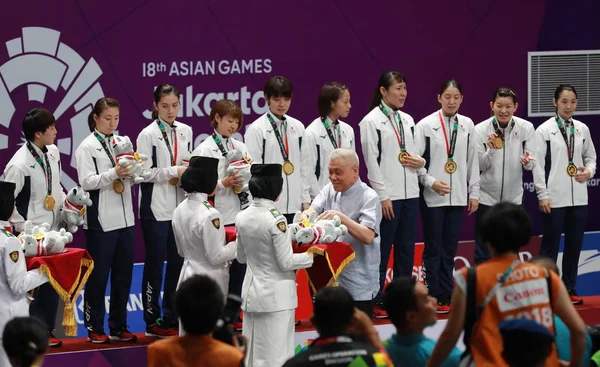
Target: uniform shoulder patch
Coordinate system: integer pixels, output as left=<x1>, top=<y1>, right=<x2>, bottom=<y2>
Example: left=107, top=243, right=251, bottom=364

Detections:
left=9, top=251, right=19, bottom=263
left=269, top=208, right=282, bottom=218
left=212, top=218, right=221, bottom=229
left=203, top=201, right=214, bottom=210
left=276, top=221, right=287, bottom=233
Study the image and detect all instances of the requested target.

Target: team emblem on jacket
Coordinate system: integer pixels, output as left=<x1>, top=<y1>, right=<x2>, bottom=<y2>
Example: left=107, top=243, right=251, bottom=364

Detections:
left=9, top=251, right=19, bottom=263
left=212, top=218, right=221, bottom=229
left=277, top=221, right=287, bottom=233
left=270, top=209, right=282, bottom=218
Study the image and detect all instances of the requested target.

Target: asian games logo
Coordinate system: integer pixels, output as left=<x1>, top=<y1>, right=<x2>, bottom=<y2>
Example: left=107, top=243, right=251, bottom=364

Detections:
left=0, top=26, right=104, bottom=188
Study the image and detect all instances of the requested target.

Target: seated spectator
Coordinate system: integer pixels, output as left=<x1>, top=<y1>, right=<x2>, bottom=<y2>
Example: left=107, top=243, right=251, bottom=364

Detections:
left=384, top=276, right=461, bottom=367
left=529, top=256, right=593, bottom=364
left=426, top=202, right=587, bottom=367
left=283, top=286, right=393, bottom=367
left=499, top=318, right=554, bottom=367
left=2, top=317, right=48, bottom=367
left=147, top=274, right=245, bottom=367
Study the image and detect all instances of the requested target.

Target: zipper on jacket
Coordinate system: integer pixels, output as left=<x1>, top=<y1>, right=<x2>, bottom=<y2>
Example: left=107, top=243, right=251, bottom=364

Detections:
left=449, top=173, right=453, bottom=206
left=403, top=166, right=407, bottom=199
left=500, top=145, right=506, bottom=201
left=120, top=192, right=128, bottom=227
left=571, top=177, right=575, bottom=206
left=285, top=174, right=290, bottom=214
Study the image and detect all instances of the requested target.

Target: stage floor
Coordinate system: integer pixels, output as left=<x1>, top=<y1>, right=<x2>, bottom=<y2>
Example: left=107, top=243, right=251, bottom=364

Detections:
left=42, top=296, right=600, bottom=366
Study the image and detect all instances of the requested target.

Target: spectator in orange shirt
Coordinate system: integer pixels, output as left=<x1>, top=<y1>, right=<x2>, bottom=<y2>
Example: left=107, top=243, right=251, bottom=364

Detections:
left=147, top=274, right=245, bottom=367
left=425, top=202, right=587, bottom=367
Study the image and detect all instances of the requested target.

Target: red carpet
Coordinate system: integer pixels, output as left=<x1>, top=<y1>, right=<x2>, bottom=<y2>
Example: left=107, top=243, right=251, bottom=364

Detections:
left=46, top=296, right=600, bottom=355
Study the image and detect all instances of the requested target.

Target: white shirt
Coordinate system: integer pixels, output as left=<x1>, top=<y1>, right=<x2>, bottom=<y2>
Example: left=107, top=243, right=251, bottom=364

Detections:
left=0, top=231, right=48, bottom=352
left=474, top=116, right=537, bottom=206
left=172, top=192, right=236, bottom=294
left=235, top=198, right=314, bottom=313
left=415, top=110, right=480, bottom=207
left=244, top=113, right=305, bottom=214
left=533, top=117, right=597, bottom=208
left=359, top=102, right=422, bottom=201
left=4, top=143, right=65, bottom=232
left=192, top=132, right=251, bottom=225
left=310, top=180, right=381, bottom=301
left=300, top=117, right=355, bottom=201
left=136, top=119, right=193, bottom=221
left=75, top=131, right=135, bottom=231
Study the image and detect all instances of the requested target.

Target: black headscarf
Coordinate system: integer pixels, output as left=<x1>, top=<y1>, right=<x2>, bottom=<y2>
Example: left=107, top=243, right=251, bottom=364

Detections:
left=181, top=156, right=219, bottom=194
left=0, top=181, right=16, bottom=221
left=249, top=164, right=283, bottom=201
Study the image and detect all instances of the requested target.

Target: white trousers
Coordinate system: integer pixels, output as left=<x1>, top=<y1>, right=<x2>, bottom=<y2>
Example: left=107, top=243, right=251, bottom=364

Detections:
left=242, top=309, right=295, bottom=367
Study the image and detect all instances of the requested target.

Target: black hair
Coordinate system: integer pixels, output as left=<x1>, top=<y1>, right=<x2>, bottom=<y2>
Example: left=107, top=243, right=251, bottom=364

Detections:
left=87, top=98, right=120, bottom=132
left=368, top=71, right=406, bottom=111
left=318, top=82, right=349, bottom=118
left=174, top=275, right=224, bottom=335
left=554, top=84, right=578, bottom=101
left=152, top=83, right=181, bottom=120
left=384, top=277, right=418, bottom=329
left=22, top=108, right=56, bottom=142
left=492, top=88, right=518, bottom=104
left=501, top=327, right=553, bottom=367
left=479, top=202, right=532, bottom=255
left=312, top=286, right=356, bottom=337
left=3, top=317, right=48, bottom=367
left=439, top=79, right=463, bottom=96
left=264, top=76, right=293, bottom=99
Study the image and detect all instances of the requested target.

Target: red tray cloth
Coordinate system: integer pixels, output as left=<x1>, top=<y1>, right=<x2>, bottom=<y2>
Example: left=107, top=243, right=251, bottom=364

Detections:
left=224, top=226, right=355, bottom=292
left=26, top=248, right=94, bottom=336
left=292, top=241, right=355, bottom=293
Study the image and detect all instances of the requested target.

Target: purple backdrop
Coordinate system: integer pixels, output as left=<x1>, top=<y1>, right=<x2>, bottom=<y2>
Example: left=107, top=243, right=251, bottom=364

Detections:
left=0, top=0, right=599, bottom=263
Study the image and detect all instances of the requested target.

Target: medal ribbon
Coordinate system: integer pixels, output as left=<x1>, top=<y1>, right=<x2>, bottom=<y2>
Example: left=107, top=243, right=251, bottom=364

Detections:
left=157, top=119, right=178, bottom=165
left=321, top=117, right=339, bottom=149
left=438, top=112, right=458, bottom=160
left=266, top=113, right=290, bottom=161
left=26, top=142, right=52, bottom=196
left=556, top=116, right=575, bottom=164
left=212, top=131, right=236, bottom=156
left=380, top=104, right=406, bottom=152
left=93, top=132, right=117, bottom=167
left=491, top=117, right=515, bottom=143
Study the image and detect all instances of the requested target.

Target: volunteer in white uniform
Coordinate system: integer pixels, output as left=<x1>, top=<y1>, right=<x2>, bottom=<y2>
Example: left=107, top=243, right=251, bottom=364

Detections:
left=137, top=84, right=191, bottom=338
left=473, top=88, right=536, bottom=265
left=415, top=79, right=479, bottom=314
left=245, top=76, right=305, bottom=223
left=236, top=164, right=314, bottom=367
left=192, top=99, right=251, bottom=316
left=533, top=84, right=597, bottom=305
left=75, top=98, right=137, bottom=344
left=4, top=108, right=65, bottom=347
left=0, top=181, right=49, bottom=366
left=301, top=82, right=355, bottom=205
left=359, top=71, right=425, bottom=319
left=172, top=156, right=236, bottom=307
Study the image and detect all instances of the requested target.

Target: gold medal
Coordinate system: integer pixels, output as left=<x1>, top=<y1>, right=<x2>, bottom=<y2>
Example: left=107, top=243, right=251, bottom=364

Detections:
left=283, top=161, right=294, bottom=175
left=168, top=177, right=179, bottom=185
left=398, top=151, right=410, bottom=164
left=567, top=163, right=577, bottom=177
left=493, top=136, right=504, bottom=149
left=445, top=160, right=457, bottom=174
left=44, top=195, right=55, bottom=211
left=113, top=179, right=125, bottom=194
left=233, top=186, right=242, bottom=194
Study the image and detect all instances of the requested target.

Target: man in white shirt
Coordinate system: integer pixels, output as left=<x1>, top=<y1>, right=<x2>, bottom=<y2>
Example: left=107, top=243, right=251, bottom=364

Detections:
left=3, top=109, right=65, bottom=347
left=302, top=148, right=382, bottom=317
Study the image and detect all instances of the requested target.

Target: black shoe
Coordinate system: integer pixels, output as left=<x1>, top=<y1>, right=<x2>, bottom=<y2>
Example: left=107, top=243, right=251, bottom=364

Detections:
left=49, top=331, right=63, bottom=348
left=568, top=288, right=584, bottom=305
left=109, top=326, right=137, bottom=342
